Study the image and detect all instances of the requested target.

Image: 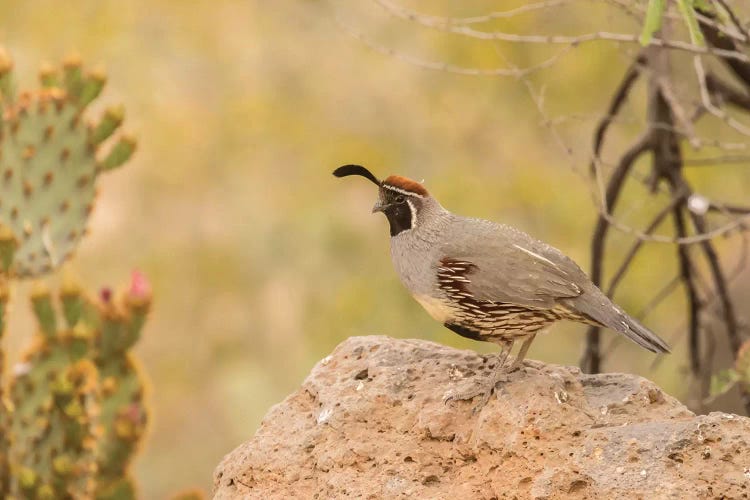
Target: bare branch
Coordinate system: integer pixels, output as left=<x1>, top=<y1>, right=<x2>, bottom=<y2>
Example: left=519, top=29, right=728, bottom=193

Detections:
left=650, top=232, right=748, bottom=374
left=697, top=7, right=750, bottom=86
left=648, top=72, right=704, bottom=377
left=583, top=132, right=653, bottom=373
left=692, top=210, right=750, bottom=413
left=555, top=111, right=750, bottom=150
left=708, top=202, right=750, bottom=215
left=706, top=72, right=750, bottom=112
left=386, top=0, right=577, bottom=25
left=374, top=0, right=750, bottom=63
left=333, top=12, right=573, bottom=77
left=689, top=213, right=742, bottom=353
left=672, top=204, right=702, bottom=375
left=657, top=77, right=701, bottom=148
left=592, top=158, right=750, bottom=245
left=605, top=195, right=682, bottom=298
left=684, top=155, right=750, bottom=166
left=713, top=0, right=750, bottom=43
left=607, top=0, right=750, bottom=43
left=590, top=53, right=646, bottom=175
left=694, top=56, right=750, bottom=136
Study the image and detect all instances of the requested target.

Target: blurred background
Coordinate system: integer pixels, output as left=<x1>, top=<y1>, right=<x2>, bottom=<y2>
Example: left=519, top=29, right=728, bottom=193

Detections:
left=0, top=0, right=748, bottom=497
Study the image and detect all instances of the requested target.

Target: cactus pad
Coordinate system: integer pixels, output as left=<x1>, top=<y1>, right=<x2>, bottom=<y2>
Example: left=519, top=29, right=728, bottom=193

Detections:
left=0, top=47, right=150, bottom=499
left=92, top=272, right=151, bottom=500
left=8, top=284, right=99, bottom=498
left=7, top=273, right=151, bottom=499
left=0, top=51, right=136, bottom=278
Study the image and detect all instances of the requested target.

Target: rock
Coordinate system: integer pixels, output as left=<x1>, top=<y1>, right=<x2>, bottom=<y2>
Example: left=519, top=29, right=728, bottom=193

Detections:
left=213, top=336, right=750, bottom=499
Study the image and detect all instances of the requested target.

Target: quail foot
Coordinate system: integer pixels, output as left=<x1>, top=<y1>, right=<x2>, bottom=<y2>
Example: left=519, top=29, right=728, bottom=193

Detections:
left=333, top=165, right=670, bottom=412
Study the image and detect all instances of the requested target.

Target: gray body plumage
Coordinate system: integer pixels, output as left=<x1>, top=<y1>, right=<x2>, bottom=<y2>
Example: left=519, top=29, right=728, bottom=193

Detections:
left=390, top=196, right=670, bottom=353
left=331, top=164, right=670, bottom=358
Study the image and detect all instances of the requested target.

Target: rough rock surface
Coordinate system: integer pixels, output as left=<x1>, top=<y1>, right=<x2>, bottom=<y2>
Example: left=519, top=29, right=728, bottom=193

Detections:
left=214, top=336, right=750, bottom=499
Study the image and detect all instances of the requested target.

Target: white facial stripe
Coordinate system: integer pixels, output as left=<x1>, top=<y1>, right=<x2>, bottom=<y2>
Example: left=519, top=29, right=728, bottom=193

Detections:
left=382, top=184, right=424, bottom=198
left=407, top=199, right=417, bottom=229
left=512, top=244, right=560, bottom=269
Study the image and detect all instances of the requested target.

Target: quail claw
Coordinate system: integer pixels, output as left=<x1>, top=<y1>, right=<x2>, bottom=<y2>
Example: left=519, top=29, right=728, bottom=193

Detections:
left=507, top=357, right=526, bottom=373
left=443, top=378, right=505, bottom=413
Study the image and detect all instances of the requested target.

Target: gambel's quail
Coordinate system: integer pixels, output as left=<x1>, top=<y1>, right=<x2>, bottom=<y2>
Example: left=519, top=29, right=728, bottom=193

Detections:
left=333, top=164, right=670, bottom=410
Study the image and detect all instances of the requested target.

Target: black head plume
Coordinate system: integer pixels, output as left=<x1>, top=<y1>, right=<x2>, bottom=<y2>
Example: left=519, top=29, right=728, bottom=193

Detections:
left=332, top=164, right=381, bottom=186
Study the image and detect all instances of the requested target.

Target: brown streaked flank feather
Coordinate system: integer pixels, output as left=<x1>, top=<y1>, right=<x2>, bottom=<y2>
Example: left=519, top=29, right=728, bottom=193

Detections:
left=436, top=258, right=601, bottom=342
left=382, top=175, right=429, bottom=197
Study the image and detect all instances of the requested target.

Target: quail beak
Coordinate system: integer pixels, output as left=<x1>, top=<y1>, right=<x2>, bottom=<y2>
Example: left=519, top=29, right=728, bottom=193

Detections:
left=372, top=200, right=388, bottom=213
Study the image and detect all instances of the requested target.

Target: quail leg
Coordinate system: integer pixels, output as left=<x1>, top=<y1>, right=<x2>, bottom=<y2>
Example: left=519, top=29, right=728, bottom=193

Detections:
left=507, top=333, right=536, bottom=372
left=444, top=341, right=513, bottom=413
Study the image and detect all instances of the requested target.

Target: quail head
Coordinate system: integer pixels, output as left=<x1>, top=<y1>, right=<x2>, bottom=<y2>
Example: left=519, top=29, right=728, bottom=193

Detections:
left=333, top=164, right=670, bottom=411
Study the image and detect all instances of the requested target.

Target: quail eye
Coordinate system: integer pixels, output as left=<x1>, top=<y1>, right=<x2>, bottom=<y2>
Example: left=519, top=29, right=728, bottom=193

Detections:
left=395, top=195, right=405, bottom=203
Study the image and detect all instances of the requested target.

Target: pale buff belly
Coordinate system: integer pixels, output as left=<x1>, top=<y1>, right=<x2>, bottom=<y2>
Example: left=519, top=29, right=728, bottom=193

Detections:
left=413, top=294, right=457, bottom=324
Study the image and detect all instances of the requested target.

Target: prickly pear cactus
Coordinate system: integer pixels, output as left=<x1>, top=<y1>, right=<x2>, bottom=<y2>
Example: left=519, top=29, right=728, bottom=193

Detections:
left=8, top=282, right=99, bottom=499
left=92, top=272, right=151, bottom=500
left=7, top=273, right=151, bottom=500
left=0, top=48, right=136, bottom=278
left=0, top=46, right=150, bottom=499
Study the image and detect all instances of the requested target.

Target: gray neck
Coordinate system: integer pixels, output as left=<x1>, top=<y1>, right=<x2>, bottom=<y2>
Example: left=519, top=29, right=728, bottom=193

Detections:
left=388, top=197, right=452, bottom=298
left=392, top=197, right=451, bottom=242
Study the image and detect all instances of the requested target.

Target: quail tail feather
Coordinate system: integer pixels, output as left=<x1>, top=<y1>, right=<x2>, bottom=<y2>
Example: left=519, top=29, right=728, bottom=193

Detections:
left=617, top=314, right=671, bottom=354
left=564, top=291, right=671, bottom=354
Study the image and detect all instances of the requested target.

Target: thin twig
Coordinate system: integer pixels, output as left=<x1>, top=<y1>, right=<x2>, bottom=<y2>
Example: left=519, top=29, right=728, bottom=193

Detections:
left=693, top=55, right=750, bottom=137
left=590, top=53, right=646, bottom=175
left=586, top=57, right=750, bottom=245
left=557, top=110, right=750, bottom=150
left=706, top=72, right=750, bottom=112
left=697, top=7, right=750, bottom=86
left=708, top=202, right=750, bottom=215
left=649, top=232, right=749, bottom=372
left=583, top=132, right=653, bottom=373
left=689, top=212, right=741, bottom=354
left=672, top=204, right=702, bottom=375
left=607, top=0, right=749, bottom=43
left=691, top=210, right=750, bottom=414
left=684, top=155, right=750, bottom=166
left=605, top=195, right=683, bottom=298
left=393, top=0, right=576, bottom=25
left=657, top=77, right=701, bottom=148
left=598, top=197, right=750, bottom=244
left=649, top=69, right=704, bottom=377
left=375, top=0, right=750, bottom=63
left=714, top=0, right=750, bottom=43
left=334, top=12, right=574, bottom=77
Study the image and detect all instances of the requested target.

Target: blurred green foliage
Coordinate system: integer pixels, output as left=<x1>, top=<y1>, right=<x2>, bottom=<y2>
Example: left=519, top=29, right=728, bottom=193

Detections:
left=711, top=339, right=750, bottom=399
left=0, top=1, right=748, bottom=497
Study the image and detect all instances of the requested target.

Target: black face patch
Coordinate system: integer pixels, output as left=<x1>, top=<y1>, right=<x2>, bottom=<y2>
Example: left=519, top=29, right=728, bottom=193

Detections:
left=379, top=187, right=415, bottom=237
left=383, top=201, right=413, bottom=236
